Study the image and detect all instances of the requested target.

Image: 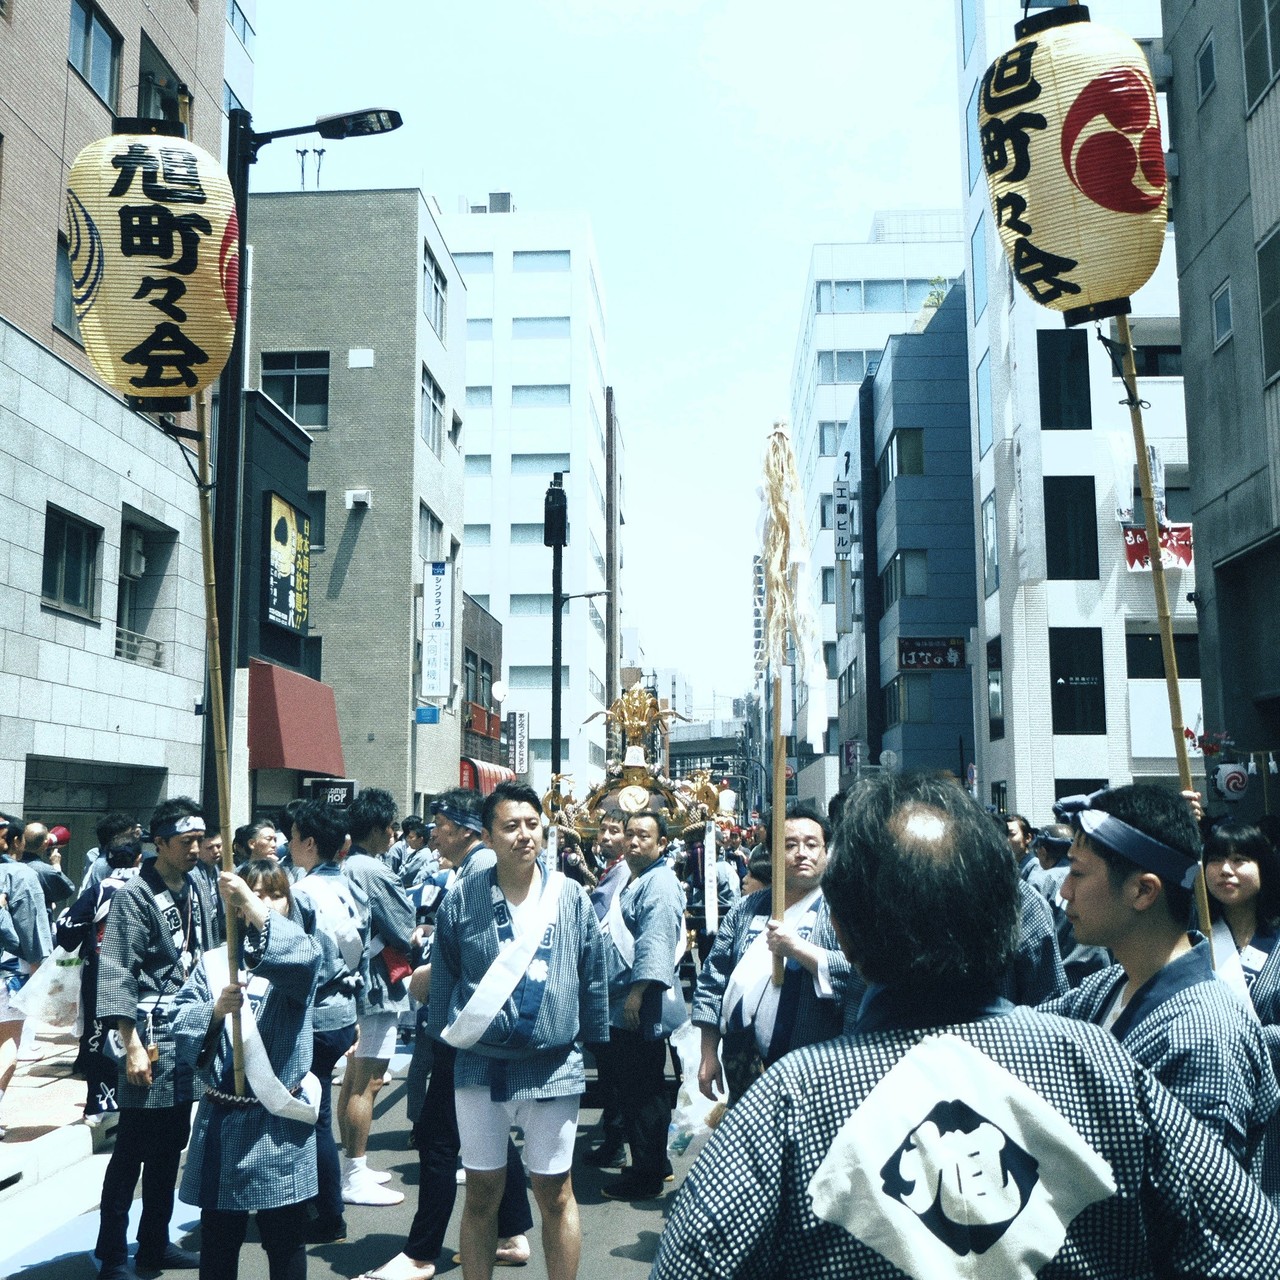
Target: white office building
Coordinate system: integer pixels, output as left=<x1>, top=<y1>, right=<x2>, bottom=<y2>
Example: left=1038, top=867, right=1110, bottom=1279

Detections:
left=441, top=198, right=622, bottom=796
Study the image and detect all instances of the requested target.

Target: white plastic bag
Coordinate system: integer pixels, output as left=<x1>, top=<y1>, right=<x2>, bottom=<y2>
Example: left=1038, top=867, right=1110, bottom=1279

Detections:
left=11, top=946, right=83, bottom=1027
left=667, top=1020, right=727, bottom=1164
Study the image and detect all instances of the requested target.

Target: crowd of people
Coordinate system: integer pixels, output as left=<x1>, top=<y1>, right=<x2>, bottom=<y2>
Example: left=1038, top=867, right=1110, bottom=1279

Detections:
left=1, top=774, right=1279, bottom=1277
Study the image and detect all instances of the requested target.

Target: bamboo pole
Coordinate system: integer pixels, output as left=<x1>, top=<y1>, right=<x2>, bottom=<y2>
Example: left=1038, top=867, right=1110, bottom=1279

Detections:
left=1116, top=314, right=1214, bottom=947
left=196, top=395, right=246, bottom=1094
left=771, top=675, right=787, bottom=986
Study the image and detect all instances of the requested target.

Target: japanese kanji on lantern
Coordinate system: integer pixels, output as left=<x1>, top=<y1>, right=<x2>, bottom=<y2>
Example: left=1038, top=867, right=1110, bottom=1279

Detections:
left=979, top=5, right=1167, bottom=326
left=65, top=130, right=238, bottom=408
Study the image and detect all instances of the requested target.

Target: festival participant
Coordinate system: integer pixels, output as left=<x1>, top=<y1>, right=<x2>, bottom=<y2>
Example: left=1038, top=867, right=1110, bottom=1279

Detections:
left=80, top=813, right=140, bottom=895
left=1043, top=785, right=1278, bottom=1170
left=174, top=862, right=322, bottom=1280
left=193, top=831, right=226, bottom=946
left=686, top=822, right=740, bottom=964
left=428, top=780, right=608, bottom=1280
left=338, top=787, right=414, bottom=1206
left=390, top=816, right=434, bottom=889
left=21, top=821, right=76, bottom=916
left=651, top=772, right=1280, bottom=1279
left=93, top=797, right=215, bottom=1279
left=693, top=803, right=858, bottom=1105
left=598, top=811, right=687, bottom=1201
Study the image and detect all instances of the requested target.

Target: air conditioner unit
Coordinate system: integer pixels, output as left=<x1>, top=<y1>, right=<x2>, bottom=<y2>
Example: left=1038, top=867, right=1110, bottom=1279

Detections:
left=122, top=528, right=146, bottom=578
left=345, top=488, right=373, bottom=510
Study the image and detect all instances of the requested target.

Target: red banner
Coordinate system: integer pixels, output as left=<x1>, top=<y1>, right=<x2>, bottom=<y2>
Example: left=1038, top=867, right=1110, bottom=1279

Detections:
left=1122, top=523, right=1193, bottom=572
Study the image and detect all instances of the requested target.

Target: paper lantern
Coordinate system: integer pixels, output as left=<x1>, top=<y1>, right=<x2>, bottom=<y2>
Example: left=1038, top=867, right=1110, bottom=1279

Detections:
left=979, top=6, right=1167, bottom=326
left=66, top=132, right=239, bottom=407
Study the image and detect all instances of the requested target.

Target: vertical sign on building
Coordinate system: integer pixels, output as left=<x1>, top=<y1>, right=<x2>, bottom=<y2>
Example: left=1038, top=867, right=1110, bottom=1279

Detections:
left=506, top=711, right=529, bottom=773
left=833, top=477, right=854, bottom=636
left=420, top=561, right=452, bottom=699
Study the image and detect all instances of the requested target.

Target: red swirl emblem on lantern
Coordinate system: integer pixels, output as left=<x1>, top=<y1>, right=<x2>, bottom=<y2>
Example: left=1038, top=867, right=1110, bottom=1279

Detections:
left=1062, top=69, right=1166, bottom=214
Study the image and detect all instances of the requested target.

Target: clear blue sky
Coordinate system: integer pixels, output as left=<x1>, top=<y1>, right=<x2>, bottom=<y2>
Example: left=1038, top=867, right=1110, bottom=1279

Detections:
left=247, top=0, right=964, bottom=712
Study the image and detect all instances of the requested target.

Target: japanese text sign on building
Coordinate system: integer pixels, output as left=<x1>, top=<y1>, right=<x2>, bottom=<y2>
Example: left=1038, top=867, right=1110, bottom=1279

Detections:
left=66, top=130, right=238, bottom=408
left=506, top=711, right=529, bottom=774
left=898, top=637, right=967, bottom=671
left=979, top=7, right=1166, bottom=327
left=834, top=477, right=854, bottom=560
left=265, top=493, right=310, bottom=633
left=420, top=561, right=453, bottom=699
left=1122, top=523, right=1193, bottom=573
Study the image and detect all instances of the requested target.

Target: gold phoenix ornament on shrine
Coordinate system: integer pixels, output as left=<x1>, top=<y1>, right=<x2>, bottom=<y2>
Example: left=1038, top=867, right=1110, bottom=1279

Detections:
left=66, top=130, right=239, bottom=408
left=979, top=5, right=1167, bottom=326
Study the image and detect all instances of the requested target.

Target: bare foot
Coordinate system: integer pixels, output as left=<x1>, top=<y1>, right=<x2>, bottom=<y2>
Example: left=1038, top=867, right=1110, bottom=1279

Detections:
left=496, top=1234, right=531, bottom=1265
left=355, top=1252, right=435, bottom=1280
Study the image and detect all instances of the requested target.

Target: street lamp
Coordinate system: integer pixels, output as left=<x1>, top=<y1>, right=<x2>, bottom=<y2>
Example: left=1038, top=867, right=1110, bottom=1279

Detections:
left=205, top=106, right=402, bottom=816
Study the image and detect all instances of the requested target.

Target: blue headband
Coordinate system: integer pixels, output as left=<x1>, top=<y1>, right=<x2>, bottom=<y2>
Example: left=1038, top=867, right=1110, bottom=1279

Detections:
left=430, top=801, right=483, bottom=833
left=1077, top=809, right=1199, bottom=890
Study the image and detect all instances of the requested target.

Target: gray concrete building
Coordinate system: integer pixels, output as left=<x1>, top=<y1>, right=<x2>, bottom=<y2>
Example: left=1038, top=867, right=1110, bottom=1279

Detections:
left=1159, top=0, right=1280, bottom=760
left=248, top=189, right=468, bottom=811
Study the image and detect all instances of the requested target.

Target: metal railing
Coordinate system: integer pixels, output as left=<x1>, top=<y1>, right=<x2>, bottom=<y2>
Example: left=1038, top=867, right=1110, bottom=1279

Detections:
left=115, top=626, right=165, bottom=669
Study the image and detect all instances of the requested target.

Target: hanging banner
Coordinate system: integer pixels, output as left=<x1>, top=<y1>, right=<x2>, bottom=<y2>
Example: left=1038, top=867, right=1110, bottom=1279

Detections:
left=421, top=561, right=452, bottom=698
left=1122, top=523, right=1193, bottom=572
left=265, top=493, right=310, bottom=633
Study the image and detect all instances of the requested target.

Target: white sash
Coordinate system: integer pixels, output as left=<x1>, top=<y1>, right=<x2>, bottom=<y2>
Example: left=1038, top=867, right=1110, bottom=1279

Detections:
left=605, top=877, right=636, bottom=968
left=1210, top=919, right=1259, bottom=1017
left=299, top=871, right=365, bottom=971
left=202, top=946, right=320, bottom=1124
left=441, top=871, right=567, bottom=1050
left=721, top=888, right=822, bottom=1056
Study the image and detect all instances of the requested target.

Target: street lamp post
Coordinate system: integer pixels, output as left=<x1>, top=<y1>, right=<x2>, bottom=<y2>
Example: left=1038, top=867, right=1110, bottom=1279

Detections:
left=205, top=106, right=401, bottom=817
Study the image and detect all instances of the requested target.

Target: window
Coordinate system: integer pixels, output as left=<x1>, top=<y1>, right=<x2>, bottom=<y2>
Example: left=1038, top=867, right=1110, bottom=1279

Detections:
left=589, top=742, right=606, bottom=768
left=1213, top=282, right=1234, bottom=347
left=880, top=549, right=927, bottom=609
left=480, top=659, right=493, bottom=706
left=970, top=217, right=988, bottom=320
left=421, top=364, right=445, bottom=454
left=512, top=384, right=570, bottom=407
left=69, top=0, right=120, bottom=106
left=982, top=493, right=999, bottom=597
left=223, top=82, right=244, bottom=115
left=884, top=673, right=931, bottom=726
left=453, top=252, right=492, bottom=274
left=825, top=717, right=840, bottom=756
left=589, top=466, right=605, bottom=516
left=449, top=411, right=462, bottom=449
left=976, top=350, right=994, bottom=455
left=510, top=594, right=553, bottom=616
left=54, top=235, right=82, bottom=339
left=42, top=506, right=100, bottom=616
left=464, top=523, right=490, bottom=546
left=590, top=534, right=606, bottom=580
left=513, top=250, right=570, bottom=271
left=865, top=280, right=906, bottom=312
left=1241, top=0, right=1280, bottom=108
left=961, top=0, right=977, bottom=63
left=465, top=454, right=491, bottom=477
left=1197, top=34, right=1217, bottom=102
left=987, top=636, right=1005, bottom=741
left=991, top=781, right=1008, bottom=813
left=307, top=491, right=327, bottom=550
left=816, top=350, right=871, bottom=384
left=1049, top=627, right=1106, bottom=735
left=226, top=0, right=254, bottom=51
left=138, top=35, right=182, bottom=124
left=262, top=351, right=329, bottom=427
left=419, top=503, right=444, bottom=561
left=1037, top=330, right=1091, bottom=429
left=467, top=318, right=492, bottom=340
left=513, top=317, right=570, bottom=338
left=1125, top=632, right=1202, bottom=679
left=877, top=429, right=925, bottom=494
left=822, top=566, right=836, bottom=604
left=464, top=649, right=479, bottom=703
left=815, top=281, right=864, bottom=313
left=423, top=241, right=447, bottom=338
left=466, top=386, right=492, bottom=407
left=511, top=453, right=570, bottom=475
left=589, top=670, right=607, bottom=706
left=1131, top=344, right=1182, bottom=377
left=471, top=595, right=489, bottom=611
left=820, top=495, right=834, bottom=529
left=1259, top=227, right=1280, bottom=381
left=966, top=80, right=982, bottom=192
left=530, top=738, right=571, bottom=762
left=819, top=422, right=839, bottom=456
left=511, top=523, right=546, bottom=544
left=510, top=666, right=570, bottom=689
left=824, top=642, right=838, bottom=681
left=1043, top=476, right=1099, bottom=579
left=588, top=598, right=606, bottom=641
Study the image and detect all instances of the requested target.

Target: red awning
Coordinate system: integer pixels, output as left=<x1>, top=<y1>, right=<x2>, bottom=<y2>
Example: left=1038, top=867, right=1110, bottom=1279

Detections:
left=248, top=658, right=345, bottom=776
left=459, top=757, right=516, bottom=796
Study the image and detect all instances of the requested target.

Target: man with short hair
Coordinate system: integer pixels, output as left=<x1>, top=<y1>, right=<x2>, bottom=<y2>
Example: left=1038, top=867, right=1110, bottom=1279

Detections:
left=21, top=821, right=76, bottom=916
left=338, top=787, right=414, bottom=1206
left=81, top=813, right=140, bottom=894
left=429, top=780, right=607, bottom=1280
left=599, top=811, right=687, bottom=1201
left=391, top=815, right=434, bottom=889
left=93, top=796, right=214, bottom=1279
left=193, top=830, right=225, bottom=946
left=1043, top=784, right=1278, bottom=1166
left=652, top=772, right=1280, bottom=1279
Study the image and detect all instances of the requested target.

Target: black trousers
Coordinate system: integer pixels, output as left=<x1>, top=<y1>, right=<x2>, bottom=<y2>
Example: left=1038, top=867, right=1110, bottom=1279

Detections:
left=607, top=1026, right=671, bottom=1184
left=405, top=1041, right=533, bottom=1262
left=95, top=1104, right=191, bottom=1266
left=588, top=1039, right=625, bottom=1149
left=199, top=1203, right=306, bottom=1280
left=309, top=1022, right=358, bottom=1225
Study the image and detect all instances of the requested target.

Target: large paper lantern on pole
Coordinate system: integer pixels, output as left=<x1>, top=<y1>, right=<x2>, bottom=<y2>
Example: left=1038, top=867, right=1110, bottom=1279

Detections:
left=979, top=5, right=1166, bottom=326
left=66, top=124, right=238, bottom=410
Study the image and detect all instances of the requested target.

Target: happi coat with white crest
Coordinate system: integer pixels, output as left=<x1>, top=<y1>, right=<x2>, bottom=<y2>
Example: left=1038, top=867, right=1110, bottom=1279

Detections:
left=173, top=907, right=322, bottom=1211
left=427, top=862, right=610, bottom=1101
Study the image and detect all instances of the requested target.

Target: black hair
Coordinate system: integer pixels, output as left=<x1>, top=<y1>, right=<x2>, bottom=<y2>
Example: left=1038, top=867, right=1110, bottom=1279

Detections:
left=347, top=787, right=398, bottom=843
left=243, top=859, right=294, bottom=913
left=277, top=798, right=308, bottom=834
left=1087, top=784, right=1200, bottom=928
left=97, top=812, right=137, bottom=848
left=107, top=839, right=143, bottom=869
left=432, top=788, right=484, bottom=825
left=290, top=800, right=347, bottom=863
left=746, top=849, right=772, bottom=886
left=761, top=802, right=831, bottom=853
left=401, top=815, right=427, bottom=839
left=824, top=771, right=1019, bottom=996
left=481, top=781, right=542, bottom=834
left=1006, top=813, right=1032, bottom=840
left=626, top=810, right=668, bottom=841
left=1204, top=819, right=1280, bottom=930
left=150, top=797, right=203, bottom=837
left=4, top=819, right=24, bottom=847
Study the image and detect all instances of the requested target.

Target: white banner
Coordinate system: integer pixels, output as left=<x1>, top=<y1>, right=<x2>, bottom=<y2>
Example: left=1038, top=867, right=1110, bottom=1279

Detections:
left=421, top=561, right=452, bottom=699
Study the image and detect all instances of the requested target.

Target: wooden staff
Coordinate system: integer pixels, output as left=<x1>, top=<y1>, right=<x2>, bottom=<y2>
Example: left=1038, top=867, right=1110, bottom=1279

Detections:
left=196, top=394, right=246, bottom=1094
